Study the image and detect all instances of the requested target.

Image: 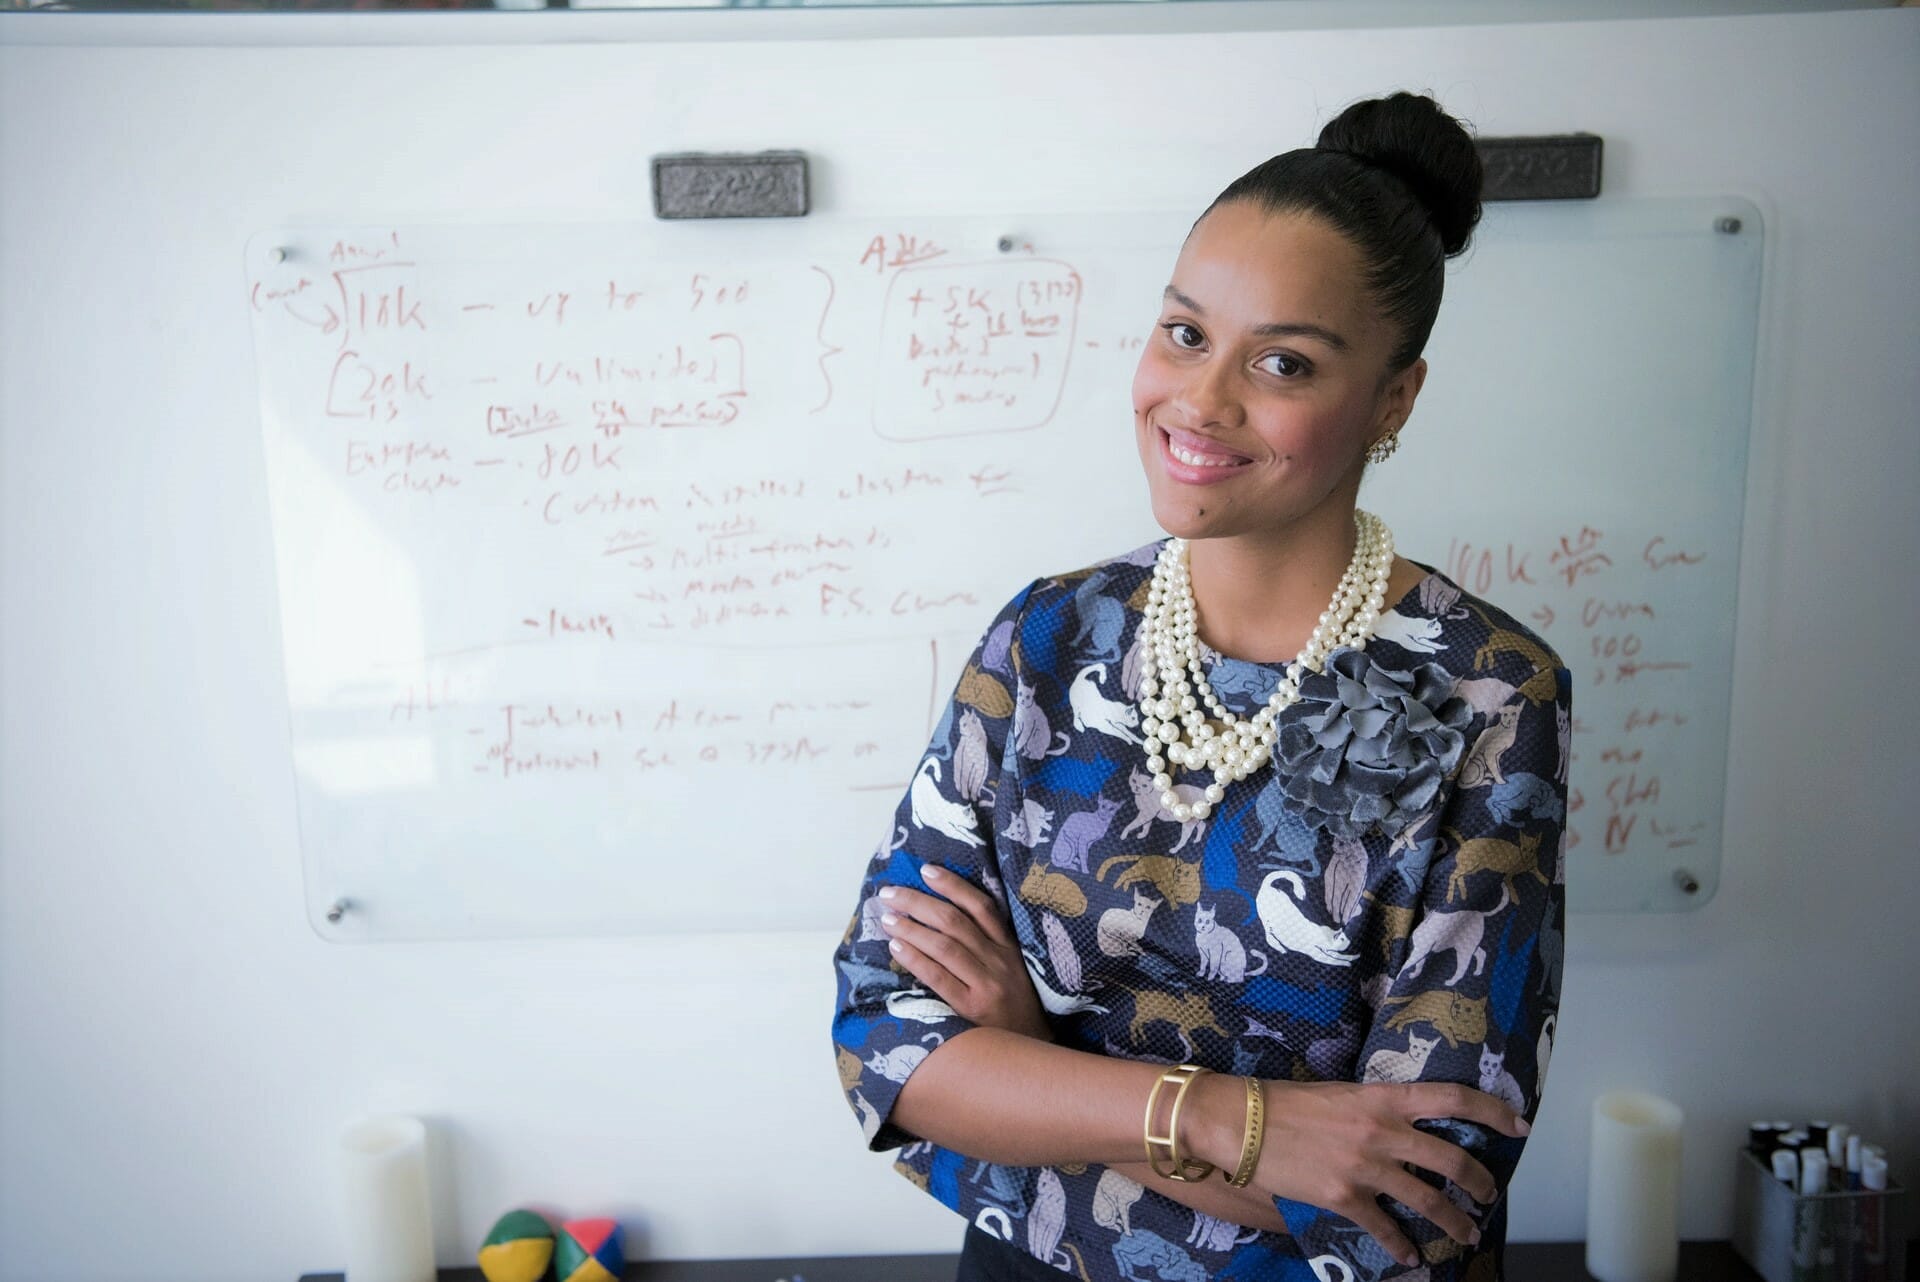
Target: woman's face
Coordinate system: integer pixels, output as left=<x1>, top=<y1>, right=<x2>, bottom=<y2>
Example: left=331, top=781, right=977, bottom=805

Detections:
left=1132, top=200, right=1421, bottom=543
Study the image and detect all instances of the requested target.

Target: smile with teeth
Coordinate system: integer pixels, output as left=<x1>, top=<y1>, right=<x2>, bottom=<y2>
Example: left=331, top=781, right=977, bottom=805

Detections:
left=1163, top=429, right=1250, bottom=469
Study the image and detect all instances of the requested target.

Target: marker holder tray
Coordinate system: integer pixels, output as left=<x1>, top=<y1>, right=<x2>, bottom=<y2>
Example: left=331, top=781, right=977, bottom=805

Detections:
left=1733, top=1148, right=1908, bottom=1282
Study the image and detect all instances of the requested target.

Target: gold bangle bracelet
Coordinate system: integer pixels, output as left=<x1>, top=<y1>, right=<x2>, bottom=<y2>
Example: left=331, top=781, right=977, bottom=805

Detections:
left=1226, top=1076, right=1265, bottom=1188
left=1143, top=1063, right=1216, bottom=1183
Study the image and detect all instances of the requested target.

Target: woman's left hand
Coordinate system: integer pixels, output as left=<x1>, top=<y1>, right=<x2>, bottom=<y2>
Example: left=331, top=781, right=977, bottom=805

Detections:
left=879, top=865, right=1053, bottom=1043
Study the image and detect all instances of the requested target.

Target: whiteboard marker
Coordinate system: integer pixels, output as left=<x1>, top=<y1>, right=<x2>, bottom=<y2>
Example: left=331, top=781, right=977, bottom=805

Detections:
left=1797, top=1150, right=1826, bottom=1195
left=1826, top=1124, right=1851, bottom=1180
left=1772, top=1147, right=1799, bottom=1187
left=1822, top=1126, right=1857, bottom=1281
left=1860, top=1152, right=1888, bottom=1282
left=1751, top=1120, right=1791, bottom=1154
left=1795, top=1151, right=1831, bottom=1279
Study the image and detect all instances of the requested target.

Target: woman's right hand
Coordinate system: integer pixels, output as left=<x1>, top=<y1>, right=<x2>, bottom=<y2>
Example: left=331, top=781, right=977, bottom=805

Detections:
left=875, top=864, right=1054, bottom=1043
left=1192, top=1075, right=1528, bottom=1268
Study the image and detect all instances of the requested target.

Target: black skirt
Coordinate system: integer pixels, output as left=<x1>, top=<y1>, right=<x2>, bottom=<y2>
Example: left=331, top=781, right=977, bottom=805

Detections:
left=954, top=1223, right=1072, bottom=1282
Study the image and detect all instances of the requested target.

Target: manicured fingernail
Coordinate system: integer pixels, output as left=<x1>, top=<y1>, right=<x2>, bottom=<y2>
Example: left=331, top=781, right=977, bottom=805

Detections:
left=924, top=865, right=944, bottom=880
left=1403, top=1251, right=1420, bottom=1267
left=1517, top=1118, right=1531, bottom=1135
left=1470, top=1228, right=1482, bottom=1245
left=888, top=939, right=903, bottom=954
left=881, top=912, right=899, bottom=927
left=878, top=886, right=897, bottom=899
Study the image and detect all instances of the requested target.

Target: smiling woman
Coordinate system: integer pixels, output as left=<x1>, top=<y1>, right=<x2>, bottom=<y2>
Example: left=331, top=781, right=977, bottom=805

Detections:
left=831, top=91, right=1569, bottom=1282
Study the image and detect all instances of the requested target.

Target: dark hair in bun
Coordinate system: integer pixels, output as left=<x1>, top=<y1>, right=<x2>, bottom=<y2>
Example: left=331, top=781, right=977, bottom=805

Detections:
left=1199, top=91, right=1485, bottom=377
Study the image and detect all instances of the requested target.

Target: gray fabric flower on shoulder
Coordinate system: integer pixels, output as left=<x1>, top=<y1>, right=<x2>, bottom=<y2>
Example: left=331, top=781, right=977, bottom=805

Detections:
left=1276, top=644, right=1473, bottom=839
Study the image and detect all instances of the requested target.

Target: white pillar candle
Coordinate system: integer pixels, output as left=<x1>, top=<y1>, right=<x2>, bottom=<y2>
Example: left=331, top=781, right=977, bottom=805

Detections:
left=1585, top=1090, right=1683, bottom=1282
left=338, top=1115, right=436, bottom=1282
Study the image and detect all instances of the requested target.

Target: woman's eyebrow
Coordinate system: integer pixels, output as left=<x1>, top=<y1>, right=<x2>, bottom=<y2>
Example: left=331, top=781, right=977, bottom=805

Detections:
left=1161, top=284, right=1352, bottom=353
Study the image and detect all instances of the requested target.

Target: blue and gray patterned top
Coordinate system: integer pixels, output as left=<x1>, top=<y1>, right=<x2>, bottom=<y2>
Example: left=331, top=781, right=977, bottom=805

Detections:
left=831, top=537, right=1570, bottom=1282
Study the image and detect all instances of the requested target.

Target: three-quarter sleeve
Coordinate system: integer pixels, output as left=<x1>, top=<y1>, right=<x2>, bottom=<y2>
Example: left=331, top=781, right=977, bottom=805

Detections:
left=830, top=581, right=1036, bottom=1154
left=1272, top=663, right=1571, bottom=1280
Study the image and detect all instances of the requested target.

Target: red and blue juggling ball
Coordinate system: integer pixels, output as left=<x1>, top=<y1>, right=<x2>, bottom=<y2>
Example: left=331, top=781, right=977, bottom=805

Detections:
left=554, top=1217, right=625, bottom=1282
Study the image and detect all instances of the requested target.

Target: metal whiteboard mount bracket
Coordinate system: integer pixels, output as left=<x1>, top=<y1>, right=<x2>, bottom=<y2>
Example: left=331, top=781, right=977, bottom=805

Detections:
left=650, top=151, right=809, bottom=220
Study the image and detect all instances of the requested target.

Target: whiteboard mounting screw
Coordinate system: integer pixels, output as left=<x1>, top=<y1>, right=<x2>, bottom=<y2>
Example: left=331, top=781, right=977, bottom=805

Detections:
left=1673, top=869, right=1700, bottom=895
left=1714, top=217, right=1741, bottom=235
left=269, top=246, right=289, bottom=263
left=327, top=899, right=351, bottom=923
left=997, top=236, right=1015, bottom=253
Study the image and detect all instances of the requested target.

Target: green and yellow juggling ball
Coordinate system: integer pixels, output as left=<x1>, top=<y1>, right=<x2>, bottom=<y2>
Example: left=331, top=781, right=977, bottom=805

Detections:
left=554, top=1217, right=625, bottom=1282
left=477, top=1209, right=556, bottom=1282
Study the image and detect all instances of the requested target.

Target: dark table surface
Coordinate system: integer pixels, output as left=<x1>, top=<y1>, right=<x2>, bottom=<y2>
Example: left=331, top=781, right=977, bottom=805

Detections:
left=298, top=1236, right=1918, bottom=1281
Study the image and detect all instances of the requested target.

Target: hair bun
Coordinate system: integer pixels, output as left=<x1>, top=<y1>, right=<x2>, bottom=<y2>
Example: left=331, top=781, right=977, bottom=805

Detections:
left=1316, top=92, right=1484, bottom=257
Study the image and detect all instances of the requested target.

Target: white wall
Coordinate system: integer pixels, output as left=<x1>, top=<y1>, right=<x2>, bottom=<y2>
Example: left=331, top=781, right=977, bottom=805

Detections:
left=3, top=8, right=1916, bottom=1280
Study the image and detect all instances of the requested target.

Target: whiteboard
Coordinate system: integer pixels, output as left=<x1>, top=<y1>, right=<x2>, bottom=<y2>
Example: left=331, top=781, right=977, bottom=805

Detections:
left=241, top=195, right=1761, bottom=940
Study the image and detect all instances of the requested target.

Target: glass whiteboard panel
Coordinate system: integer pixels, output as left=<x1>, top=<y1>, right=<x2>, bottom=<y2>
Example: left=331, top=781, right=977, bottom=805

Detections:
left=243, top=194, right=1760, bottom=939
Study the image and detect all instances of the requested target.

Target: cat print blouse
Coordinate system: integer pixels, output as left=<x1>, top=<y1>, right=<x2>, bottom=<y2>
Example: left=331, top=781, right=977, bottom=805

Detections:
left=830, top=537, right=1571, bottom=1282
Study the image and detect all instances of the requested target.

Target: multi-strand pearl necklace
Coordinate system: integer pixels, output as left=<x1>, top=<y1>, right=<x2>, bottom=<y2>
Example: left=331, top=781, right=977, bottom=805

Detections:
left=1138, top=509, right=1395, bottom=822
